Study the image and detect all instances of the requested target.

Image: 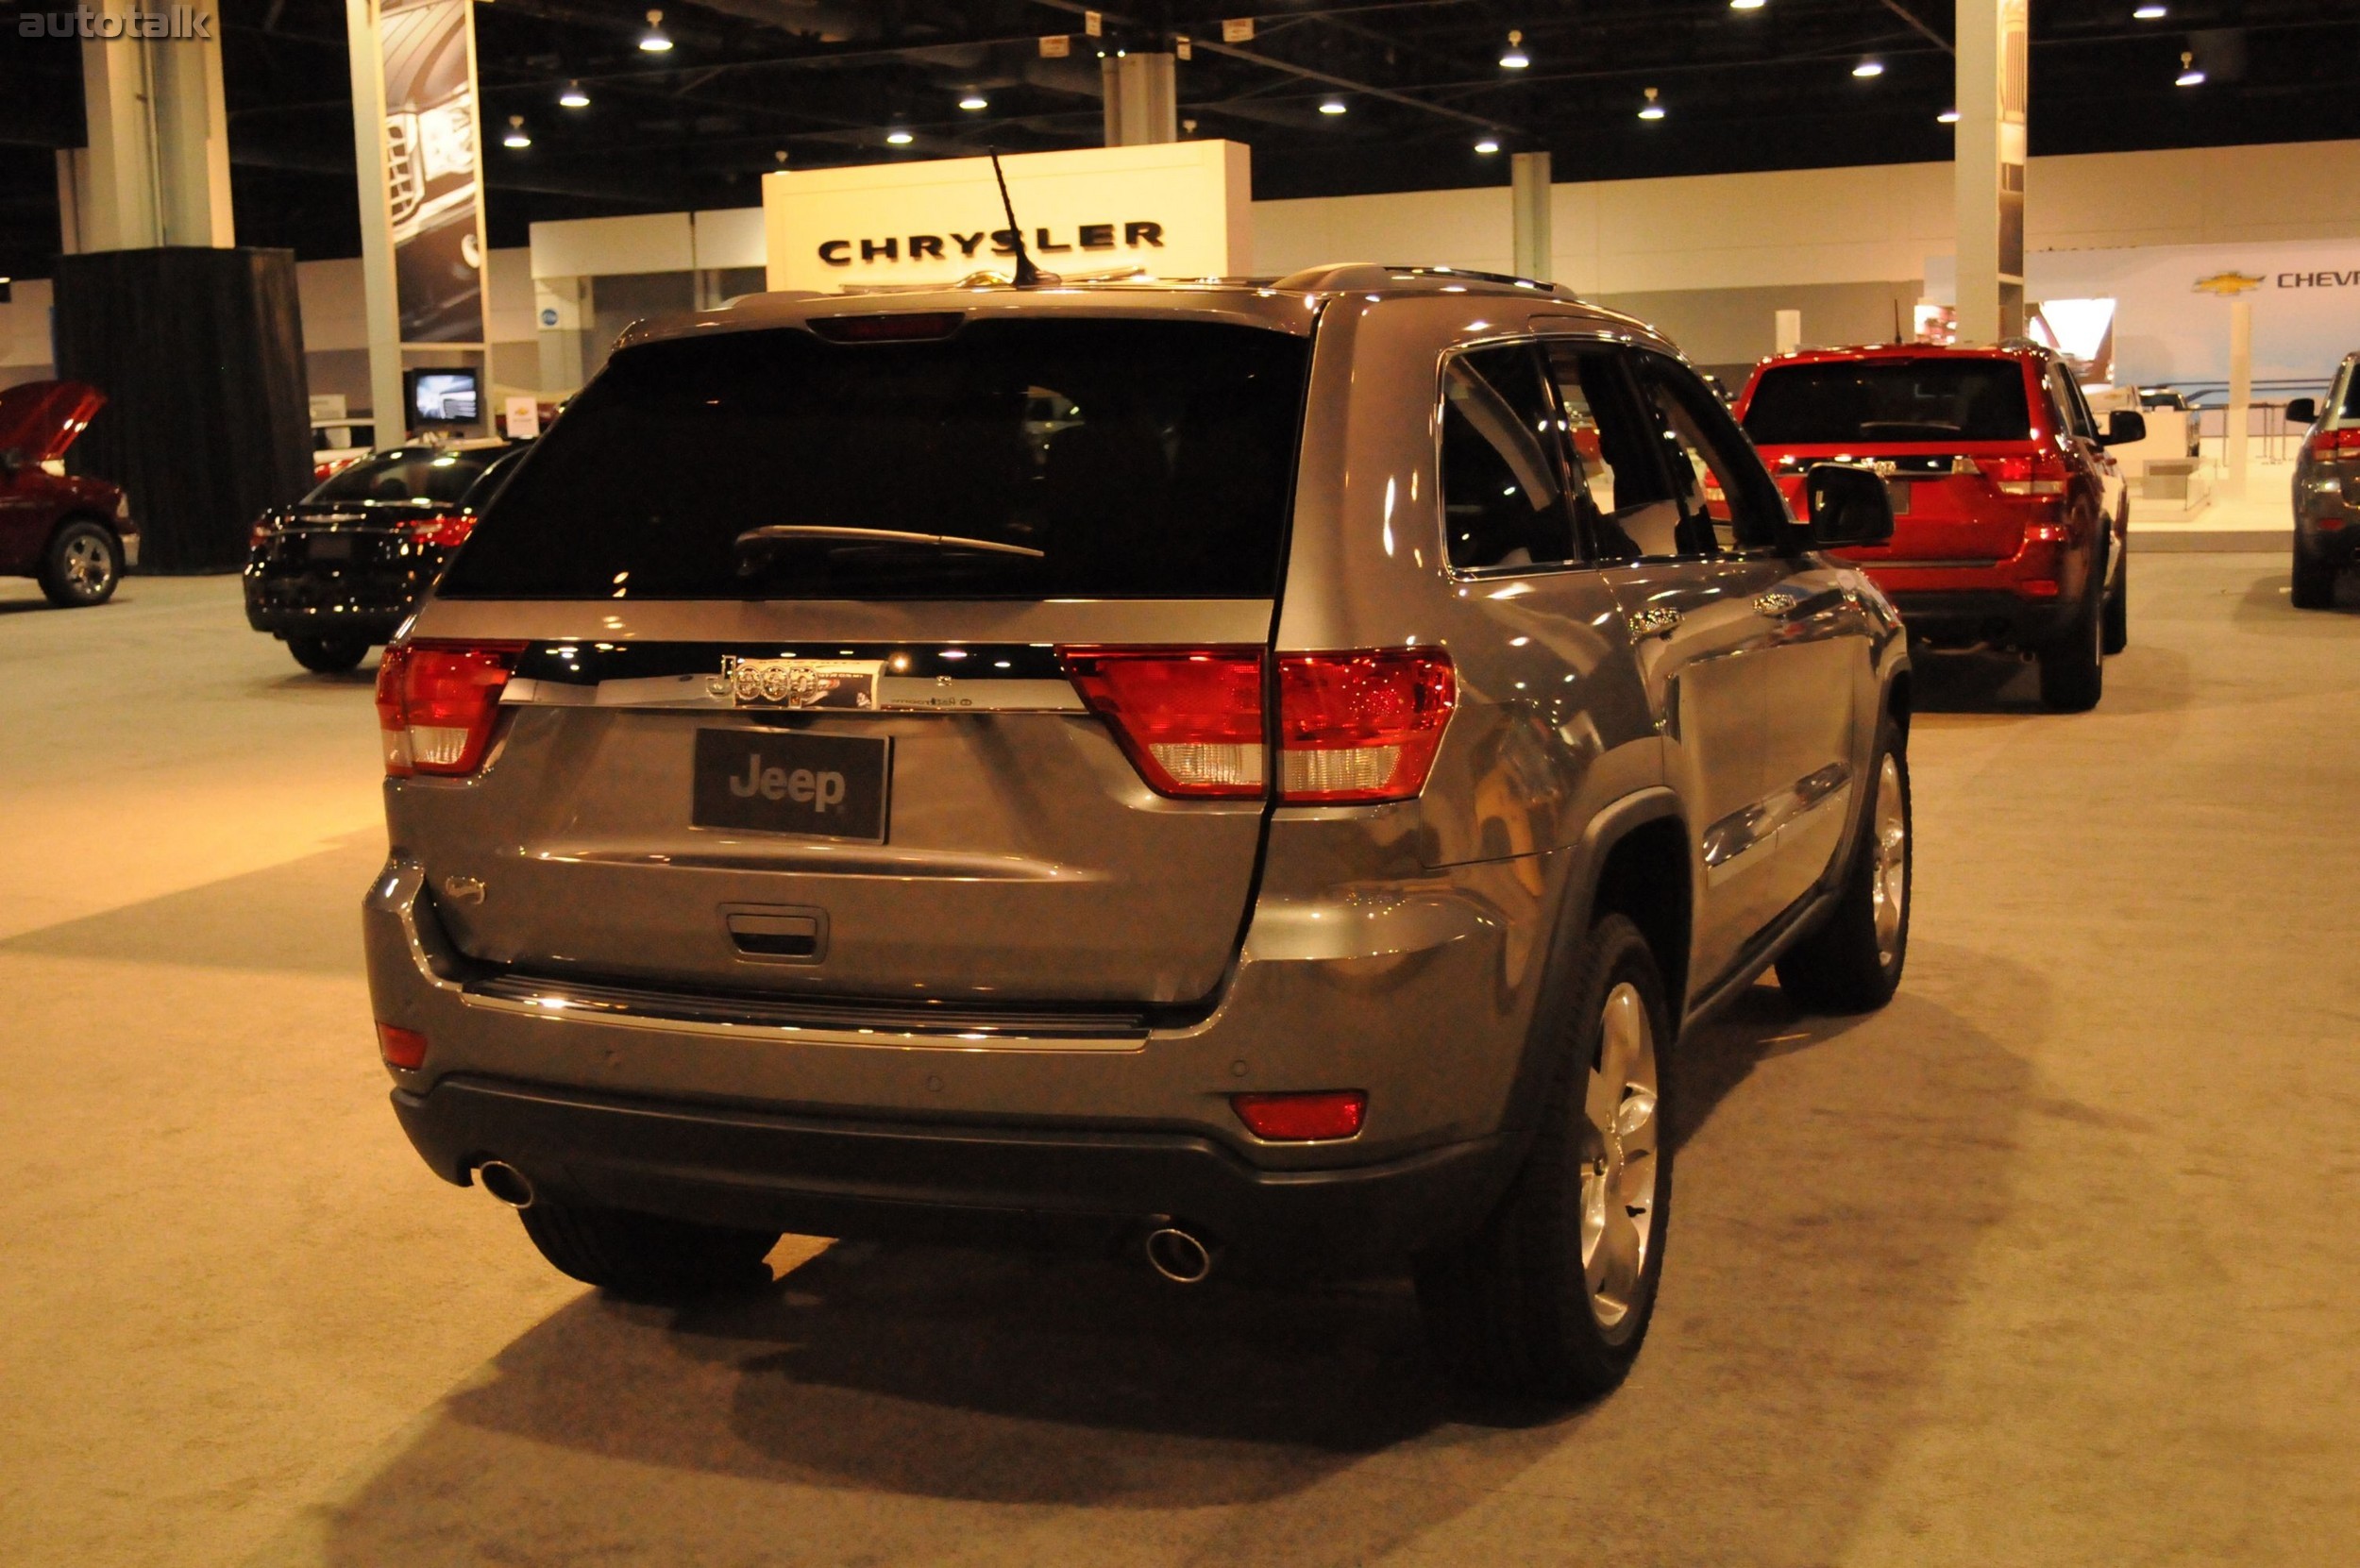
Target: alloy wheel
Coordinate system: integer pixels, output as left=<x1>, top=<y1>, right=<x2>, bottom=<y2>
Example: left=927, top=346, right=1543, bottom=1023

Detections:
left=1871, top=752, right=1908, bottom=966
left=1579, top=981, right=1660, bottom=1339
left=62, top=533, right=113, bottom=599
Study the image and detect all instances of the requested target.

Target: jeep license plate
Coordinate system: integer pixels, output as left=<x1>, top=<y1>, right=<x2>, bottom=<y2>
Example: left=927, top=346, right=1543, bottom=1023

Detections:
left=692, top=729, right=890, bottom=842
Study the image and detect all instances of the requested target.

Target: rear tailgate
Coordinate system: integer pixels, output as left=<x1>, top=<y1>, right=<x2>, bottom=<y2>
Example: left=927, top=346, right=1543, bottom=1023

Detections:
left=1765, top=446, right=2030, bottom=566
left=396, top=310, right=1312, bottom=1007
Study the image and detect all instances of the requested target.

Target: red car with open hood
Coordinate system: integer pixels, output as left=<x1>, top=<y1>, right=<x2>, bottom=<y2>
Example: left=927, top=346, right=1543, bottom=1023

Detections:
left=0, top=379, right=138, bottom=607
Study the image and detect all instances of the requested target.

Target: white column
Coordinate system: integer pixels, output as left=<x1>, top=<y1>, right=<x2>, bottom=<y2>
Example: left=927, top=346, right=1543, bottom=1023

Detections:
left=1775, top=309, right=1802, bottom=355
left=1511, top=152, right=1552, bottom=282
left=1102, top=53, right=1177, bottom=146
left=75, top=0, right=235, bottom=250
left=2224, top=299, right=2251, bottom=498
left=345, top=0, right=405, bottom=440
left=1954, top=0, right=2027, bottom=346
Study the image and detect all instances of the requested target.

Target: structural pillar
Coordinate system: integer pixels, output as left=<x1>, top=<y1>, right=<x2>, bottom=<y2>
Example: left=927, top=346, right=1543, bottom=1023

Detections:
left=344, top=0, right=406, bottom=440
left=1775, top=309, right=1803, bottom=355
left=1511, top=152, right=1552, bottom=282
left=1954, top=0, right=2028, bottom=346
left=71, top=0, right=235, bottom=250
left=1102, top=53, right=1178, bottom=146
left=2224, top=299, right=2251, bottom=498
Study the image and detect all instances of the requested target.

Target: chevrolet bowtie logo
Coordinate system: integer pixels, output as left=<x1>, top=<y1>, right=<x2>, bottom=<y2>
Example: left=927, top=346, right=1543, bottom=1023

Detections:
left=2192, top=271, right=2265, bottom=297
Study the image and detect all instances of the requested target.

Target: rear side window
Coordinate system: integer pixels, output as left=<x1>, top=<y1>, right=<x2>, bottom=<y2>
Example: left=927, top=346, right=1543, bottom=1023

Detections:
left=2336, top=363, right=2360, bottom=421
left=440, top=319, right=1310, bottom=600
left=309, top=448, right=488, bottom=505
left=1743, top=359, right=2034, bottom=445
left=1439, top=344, right=1576, bottom=571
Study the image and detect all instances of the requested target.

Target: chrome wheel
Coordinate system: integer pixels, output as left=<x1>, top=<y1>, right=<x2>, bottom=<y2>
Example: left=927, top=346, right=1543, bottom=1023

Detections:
left=1580, top=981, right=1660, bottom=1338
left=1870, top=751, right=1908, bottom=967
left=62, top=533, right=113, bottom=599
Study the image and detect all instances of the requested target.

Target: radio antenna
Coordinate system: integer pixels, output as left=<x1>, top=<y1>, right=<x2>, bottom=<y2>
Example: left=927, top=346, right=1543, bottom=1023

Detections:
left=988, top=150, right=1044, bottom=288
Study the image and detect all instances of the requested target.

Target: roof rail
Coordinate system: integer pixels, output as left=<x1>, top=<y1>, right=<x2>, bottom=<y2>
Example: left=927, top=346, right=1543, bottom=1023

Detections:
left=1270, top=261, right=1577, bottom=298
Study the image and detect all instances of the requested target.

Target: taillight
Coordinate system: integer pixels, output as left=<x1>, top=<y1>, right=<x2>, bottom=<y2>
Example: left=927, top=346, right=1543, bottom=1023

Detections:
left=1059, top=646, right=1458, bottom=804
left=1232, top=1090, right=1366, bottom=1141
left=1985, top=453, right=2070, bottom=497
left=248, top=519, right=275, bottom=549
left=1058, top=648, right=1266, bottom=798
left=2308, top=428, right=2360, bottom=462
left=374, top=640, right=526, bottom=777
left=405, top=514, right=476, bottom=549
left=1277, top=649, right=1457, bottom=802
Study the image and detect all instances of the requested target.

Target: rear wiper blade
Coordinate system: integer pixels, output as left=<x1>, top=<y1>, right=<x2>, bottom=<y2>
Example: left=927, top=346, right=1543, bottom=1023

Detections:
left=734, top=525, right=1043, bottom=559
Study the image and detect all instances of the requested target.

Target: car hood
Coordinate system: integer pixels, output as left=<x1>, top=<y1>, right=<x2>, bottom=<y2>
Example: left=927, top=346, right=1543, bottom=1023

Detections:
left=0, top=380, right=106, bottom=465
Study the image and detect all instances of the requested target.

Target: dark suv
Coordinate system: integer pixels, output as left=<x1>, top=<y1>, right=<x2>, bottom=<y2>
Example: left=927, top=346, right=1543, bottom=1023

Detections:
left=2286, top=352, right=2359, bottom=609
left=364, top=269, right=1910, bottom=1401
left=1736, top=343, right=2143, bottom=711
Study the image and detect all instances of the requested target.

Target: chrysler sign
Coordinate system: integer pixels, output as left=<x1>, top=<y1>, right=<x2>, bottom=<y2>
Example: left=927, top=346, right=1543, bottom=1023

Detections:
left=764, top=142, right=1249, bottom=292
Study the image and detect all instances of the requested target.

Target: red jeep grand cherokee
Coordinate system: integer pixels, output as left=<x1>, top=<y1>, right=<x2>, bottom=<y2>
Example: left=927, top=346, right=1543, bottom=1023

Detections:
left=1736, top=343, right=2141, bottom=712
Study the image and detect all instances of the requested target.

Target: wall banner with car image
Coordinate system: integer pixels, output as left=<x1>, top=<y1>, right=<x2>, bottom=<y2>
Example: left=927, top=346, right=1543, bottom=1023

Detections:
left=376, top=0, right=489, bottom=346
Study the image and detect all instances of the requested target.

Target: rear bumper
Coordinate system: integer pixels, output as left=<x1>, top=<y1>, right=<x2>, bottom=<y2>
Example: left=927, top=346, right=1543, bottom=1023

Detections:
left=242, top=567, right=413, bottom=641
left=393, top=1074, right=1508, bottom=1271
left=1873, top=585, right=2078, bottom=648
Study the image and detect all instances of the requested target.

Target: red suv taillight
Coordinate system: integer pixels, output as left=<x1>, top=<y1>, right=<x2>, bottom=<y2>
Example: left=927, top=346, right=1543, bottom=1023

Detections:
left=404, top=514, right=476, bottom=549
left=1984, top=452, right=2071, bottom=497
left=1058, top=647, right=1458, bottom=804
left=374, top=640, right=526, bottom=777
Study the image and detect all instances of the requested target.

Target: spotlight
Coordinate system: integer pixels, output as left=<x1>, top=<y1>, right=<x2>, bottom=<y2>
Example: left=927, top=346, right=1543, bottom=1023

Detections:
left=1499, top=29, right=1528, bottom=69
left=638, top=9, right=671, bottom=52
left=2175, top=51, right=2203, bottom=86
left=1319, top=97, right=1347, bottom=115
left=958, top=93, right=988, bottom=110
left=1474, top=135, right=1501, bottom=154
left=558, top=80, right=589, bottom=108
left=1729, top=0, right=1764, bottom=8
left=502, top=114, right=531, bottom=148
left=1937, top=107, right=1960, bottom=124
left=1638, top=87, right=1664, bottom=121
left=885, top=128, right=915, bottom=145
left=2132, top=3, right=2166, bottom=16
left=1852, top=59, right=1884, bottom=77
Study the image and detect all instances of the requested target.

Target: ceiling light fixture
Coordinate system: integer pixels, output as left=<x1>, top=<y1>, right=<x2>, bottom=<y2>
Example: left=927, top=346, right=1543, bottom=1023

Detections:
left=502, top=115, right=531, bottom=148
left=958, top=93, right=988, bottom=110
left=638, top=9, right=671, bottom=51
left=2175, top=50, right=2203, bottom=86
left=1499, top=30, right=1529, bottom=69
left=1852, top=59, right=1884, bottom=77
left=1937, top=107, right=1960, bottom=123
left=2132, top=3, right=2166, bottom=17
left=1319, top=96, right=1347, bottom=115
left=1729, top=0, right=1764, bottom=8
left=558, top=80, right=589, bottom=108
left=1637, top=86, right=1665, bottom=120
left=1474, top=135, right=1501, bottom=154
left=885, top=128, right=915, bottom=144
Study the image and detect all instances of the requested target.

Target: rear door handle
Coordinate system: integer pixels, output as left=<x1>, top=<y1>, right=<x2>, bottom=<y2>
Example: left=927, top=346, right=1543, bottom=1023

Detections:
left=1627, top=607, right=1683, bottom=639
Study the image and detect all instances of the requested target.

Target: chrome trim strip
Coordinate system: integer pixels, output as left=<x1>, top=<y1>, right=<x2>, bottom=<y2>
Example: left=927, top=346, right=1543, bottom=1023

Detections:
left=502, top=674, right=1087, bottom=713
left=1863, top=559, right=2002, bottom=571
left=1701, top=763, right=1854, bottom=882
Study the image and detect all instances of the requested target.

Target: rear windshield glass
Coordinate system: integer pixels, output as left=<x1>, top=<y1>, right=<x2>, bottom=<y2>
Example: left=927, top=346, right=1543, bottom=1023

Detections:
left=439, top=318, right=1311, bottom=600
left=1742, top=359, right=2034, bottom=445
left=308, top=448, right=489, bottom=504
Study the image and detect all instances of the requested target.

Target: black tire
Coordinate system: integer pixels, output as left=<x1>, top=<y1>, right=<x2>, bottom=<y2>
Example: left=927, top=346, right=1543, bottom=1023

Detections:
left=2101, top=542, right=2129, bottom=655
left=1776, top=731, right=1912, bottom=1014
left=2037, top=557, right=2106, bottom=712
left=37, top=518, right=122, bottom=607
left=1416, top=913, right=1674, bottom=1404
left=516, top=1195, right=779, bottom=1297
left=286, top=633, right=372, bottom=673
left=2291, top=537, right=2337, bottom=610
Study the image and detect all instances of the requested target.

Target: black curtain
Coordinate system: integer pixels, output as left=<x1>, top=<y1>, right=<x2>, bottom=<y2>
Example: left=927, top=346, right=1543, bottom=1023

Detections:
left=53, top=247, right=312, bottom=573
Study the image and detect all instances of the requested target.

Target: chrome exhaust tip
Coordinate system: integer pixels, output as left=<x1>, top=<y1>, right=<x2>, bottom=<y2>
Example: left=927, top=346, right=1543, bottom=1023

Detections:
left=1143, top=1226, right=1215, bottom=1285
left=477, top=1160, right=536, bottom=1210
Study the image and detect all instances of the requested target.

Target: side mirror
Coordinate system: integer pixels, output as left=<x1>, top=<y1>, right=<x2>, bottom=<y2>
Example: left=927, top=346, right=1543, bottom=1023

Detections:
left=2284, top=396, right=2318, bottom=426
left=1804, top=463, right=1895, bottom=548
left=2101, top=409, right=2148, bottom=447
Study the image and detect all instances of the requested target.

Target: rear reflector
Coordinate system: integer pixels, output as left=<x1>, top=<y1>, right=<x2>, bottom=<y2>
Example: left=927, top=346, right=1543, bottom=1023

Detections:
left=1232, top=1090, right=1367, bottom=1141
left=377, top=1022, right=429, bottom=1070
left=1278, top=649, right=1457, bottom=803
left=1060, top=647, right=1458, bottom=804
left=1059, top=648, right=1266, bottom=798
left=374, top=640, right=527, bottom=777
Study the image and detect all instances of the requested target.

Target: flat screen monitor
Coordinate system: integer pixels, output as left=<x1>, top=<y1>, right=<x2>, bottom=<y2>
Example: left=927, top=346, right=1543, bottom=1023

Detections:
left=408, top=369, right=480, bottom=426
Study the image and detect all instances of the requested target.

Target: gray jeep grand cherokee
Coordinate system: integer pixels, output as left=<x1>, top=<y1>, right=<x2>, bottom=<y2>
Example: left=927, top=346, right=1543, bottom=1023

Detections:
left=365, top=266, right=1911, bottom=1400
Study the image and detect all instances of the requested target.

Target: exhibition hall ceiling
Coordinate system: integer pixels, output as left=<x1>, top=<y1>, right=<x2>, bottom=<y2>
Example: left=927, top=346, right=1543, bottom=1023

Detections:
left=4, top=0, right=2360, bottom=280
